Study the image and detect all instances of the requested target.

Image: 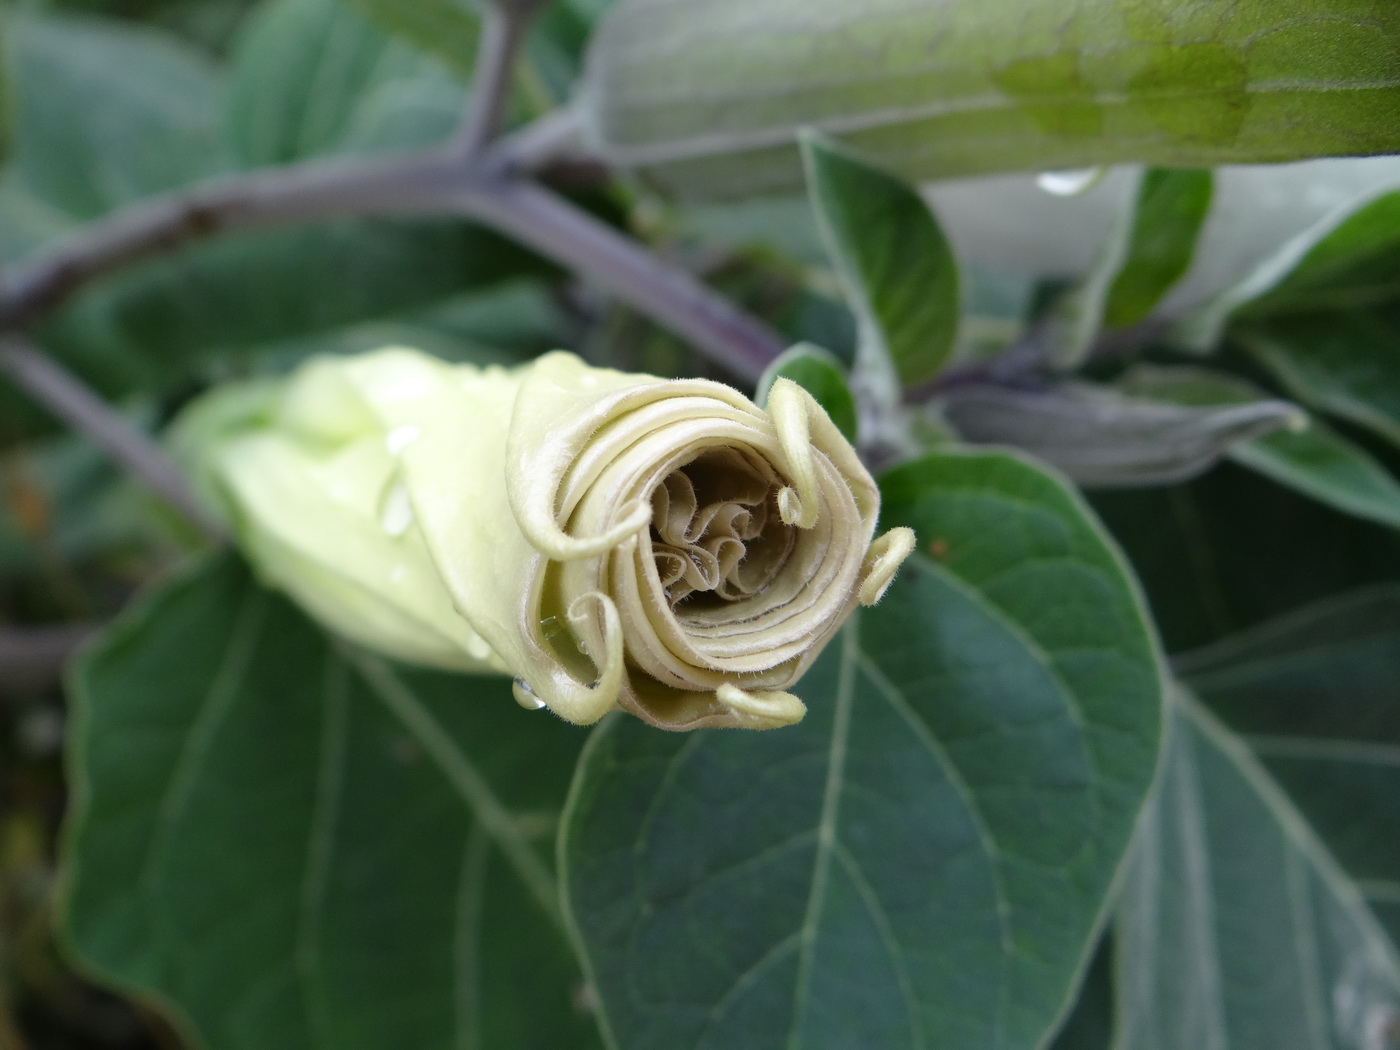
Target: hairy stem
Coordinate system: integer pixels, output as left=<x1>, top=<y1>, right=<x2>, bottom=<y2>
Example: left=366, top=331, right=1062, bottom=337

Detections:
left=0, top=338, right=224, bottom=539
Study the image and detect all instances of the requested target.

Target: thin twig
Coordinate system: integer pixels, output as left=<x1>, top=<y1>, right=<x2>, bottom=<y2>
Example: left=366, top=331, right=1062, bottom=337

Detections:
left=453, top=177, right=785, bottom=380
left=454, top=1, right=532, bottom=157
left=0, top=151, right=469, bottom=330
left=0, top=338, right=224, bottom=538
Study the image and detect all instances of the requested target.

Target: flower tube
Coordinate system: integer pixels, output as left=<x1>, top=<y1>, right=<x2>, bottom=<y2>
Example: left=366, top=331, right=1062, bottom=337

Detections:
left=178, top=348, right=914, bottom=731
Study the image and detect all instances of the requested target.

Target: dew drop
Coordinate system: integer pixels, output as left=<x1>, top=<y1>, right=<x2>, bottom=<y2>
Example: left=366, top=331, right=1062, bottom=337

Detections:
left=379, top=481, right=414, bottom=537
left=512, top=677, right=547, bottom=710
left=386, top=424, right=422, bottom=455
left=1036, top=167, right=1105, bottom=197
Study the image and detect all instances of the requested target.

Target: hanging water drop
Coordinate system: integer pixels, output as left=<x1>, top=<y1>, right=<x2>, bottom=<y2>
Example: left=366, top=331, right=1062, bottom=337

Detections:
left=512, top=677, right=547, bottom=710
left=1035, top=167, right=1106, bottom=197
left=379, top=481, right=414, bottom=537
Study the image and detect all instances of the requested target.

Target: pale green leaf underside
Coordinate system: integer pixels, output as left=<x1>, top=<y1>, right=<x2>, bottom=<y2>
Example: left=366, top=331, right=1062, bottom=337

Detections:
left=62, top=553, right=600, bottom=1050
left=1116, top=692, right=1400, bottom=1050
left=561, top=449, right=1164, bottom=1050
left=580, top=0, right=1400, bottom=200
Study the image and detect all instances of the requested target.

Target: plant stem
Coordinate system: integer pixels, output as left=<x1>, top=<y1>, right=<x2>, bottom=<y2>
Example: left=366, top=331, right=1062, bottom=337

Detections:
left=454, top=177, right=784, bottom=380
left=0, top=622, right=100, bottom=697
left=0, top=338, right=224, bottom=539
left=454, top=0, right=533, bottom=157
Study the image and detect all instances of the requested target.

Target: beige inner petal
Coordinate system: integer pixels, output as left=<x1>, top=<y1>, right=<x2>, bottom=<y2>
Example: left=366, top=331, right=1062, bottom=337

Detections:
left=648, top=448, right=795, bottom=604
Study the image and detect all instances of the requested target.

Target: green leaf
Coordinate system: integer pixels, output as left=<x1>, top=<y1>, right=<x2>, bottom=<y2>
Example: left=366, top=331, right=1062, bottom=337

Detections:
left=561, top=448, right=1164, bottom=1050
left=1235, top=314, right=1400, bottom=453
left=1176, top=186, right=1400, bottom=350
left=343, top=0, right=481, bottom=78
left=579, top=0, right=1400, bottom=201
left=1117, top=365, right=1400, bottom=531
left=226, top=0, right=466, bottom=166
left=941, top=381, right=1299, bottom=487
left=1104, top=169, right=1213, bottom=329
left=1116, top=690, right=1400, bottom=1049
left=801, top=134, right=959, bottom=388
left=756, top=344, right=858, bottom=444
left=62, top=552, right=602, bottom=1050
left=1177, top=586, right=1400, bottom=943
left=6, top=12, right=229, bottom=220
left=1049, top=168, right=1213, bottom=368
left=1090, top=463, right=1400, bottom=654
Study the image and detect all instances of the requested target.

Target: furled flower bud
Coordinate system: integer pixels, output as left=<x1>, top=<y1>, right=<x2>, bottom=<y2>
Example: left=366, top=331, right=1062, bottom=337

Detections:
left=177, top=349, right=914, bottom=731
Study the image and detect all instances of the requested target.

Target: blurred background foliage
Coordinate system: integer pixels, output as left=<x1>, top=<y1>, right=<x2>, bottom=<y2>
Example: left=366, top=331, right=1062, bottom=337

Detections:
left=4, top=0, right=1400, bottom=1045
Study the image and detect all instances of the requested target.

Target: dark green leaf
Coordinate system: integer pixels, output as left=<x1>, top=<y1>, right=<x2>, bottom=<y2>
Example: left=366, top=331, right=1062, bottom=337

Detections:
left=62, top=552, right=601, bottom=1050
left=343, top=0, right=481, bottom=78
left=227, top=0, right=465, bottom=166
left=1178, top=186, right=1400, bottom=348
left=580, top=0, right=1400, bottom=200
left=1117, top=365, right=1400, bottom=531
left=1116, top=691, right=1400, bottom=1048
left=561, top=449, right=1164, bottom=1050
left=7, top=12, right=229, bottom=220
left=1237, top=313, right=1400, bottom=453
left=756, top=344, right=858, bottom=443
left=1178, top=587, right=1400, bottom=942
left=801, top=134, right=959, bottom=387
left=941, top=381, right=1298, bottom=487
left=1090, top=463, right=1400, bottom=653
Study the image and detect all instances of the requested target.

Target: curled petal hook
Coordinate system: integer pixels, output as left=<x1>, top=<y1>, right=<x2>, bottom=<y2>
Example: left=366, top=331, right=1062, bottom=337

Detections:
left=859, top=527, right=916, bottom=605
left=716, top=684, right=807, bottom=729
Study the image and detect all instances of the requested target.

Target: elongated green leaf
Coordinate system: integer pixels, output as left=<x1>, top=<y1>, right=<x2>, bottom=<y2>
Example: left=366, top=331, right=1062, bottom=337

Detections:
left=756, top=344, right=858, bottom=443
left=1050, top=168, right=1212, bottom=367
left=1104, top=169, right=1213, bottom=328
left=343, top=0, right=480, bottom=77
left=1116, top=691, right=1400, bottom=1049
left=1177, top=587, right=1400, bottom=942
left=1117, top=365, right=1400, bottom=531
left=941, top=381, right=1298, bottom=487
left=1176, top=186, right=1400, bottom=350
left=62, top=552, right=602, bottom=1050
left=561, top=449, right=1164, bottom=1050
left=802, top=135, right=959, bottom=387
left=1235, top=315, right=1400, bottom=453
left=579, top=0, right=1400, bottom=201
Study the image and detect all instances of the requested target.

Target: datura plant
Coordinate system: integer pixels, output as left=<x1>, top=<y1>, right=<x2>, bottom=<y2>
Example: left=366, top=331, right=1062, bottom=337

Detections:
left=175, top=348, right=914, bottom=731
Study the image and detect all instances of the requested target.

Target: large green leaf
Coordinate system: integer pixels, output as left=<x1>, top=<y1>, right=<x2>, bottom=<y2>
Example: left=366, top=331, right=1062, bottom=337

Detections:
left=1234, top=314, right=1400, bottom=454
left=561, top=449, right=1164, bottom=1050
left=6, top=12, right=229, bottom=221
left=1177, top=587, right=1400, bottom=942
left=226, top=0, right=466, bottom=166
left=1090, top=462, right=1400, bottom=653
left=578, top=0, right=1400, bottom=200
left=62, top=552, right=602, bottom=1050
left=1117, top=365, right=1400, bottom=531
left=343, top=0, right=481, bottom=78
left=802, top=135, right=959, bottom=388
left=1176, top=186, right=1400, bottom=349
left=1116, top=691, right=1400, bottom=1049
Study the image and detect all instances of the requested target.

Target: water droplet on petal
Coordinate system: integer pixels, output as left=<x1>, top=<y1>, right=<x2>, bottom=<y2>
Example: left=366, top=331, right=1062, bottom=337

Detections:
left=512, top=677, right=547, bottom=710
left=386, top=424, right=422, bottom=455
left=1036, top=167, right=1105, bottom=197
left=379, top=481, right=414, bottom=537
